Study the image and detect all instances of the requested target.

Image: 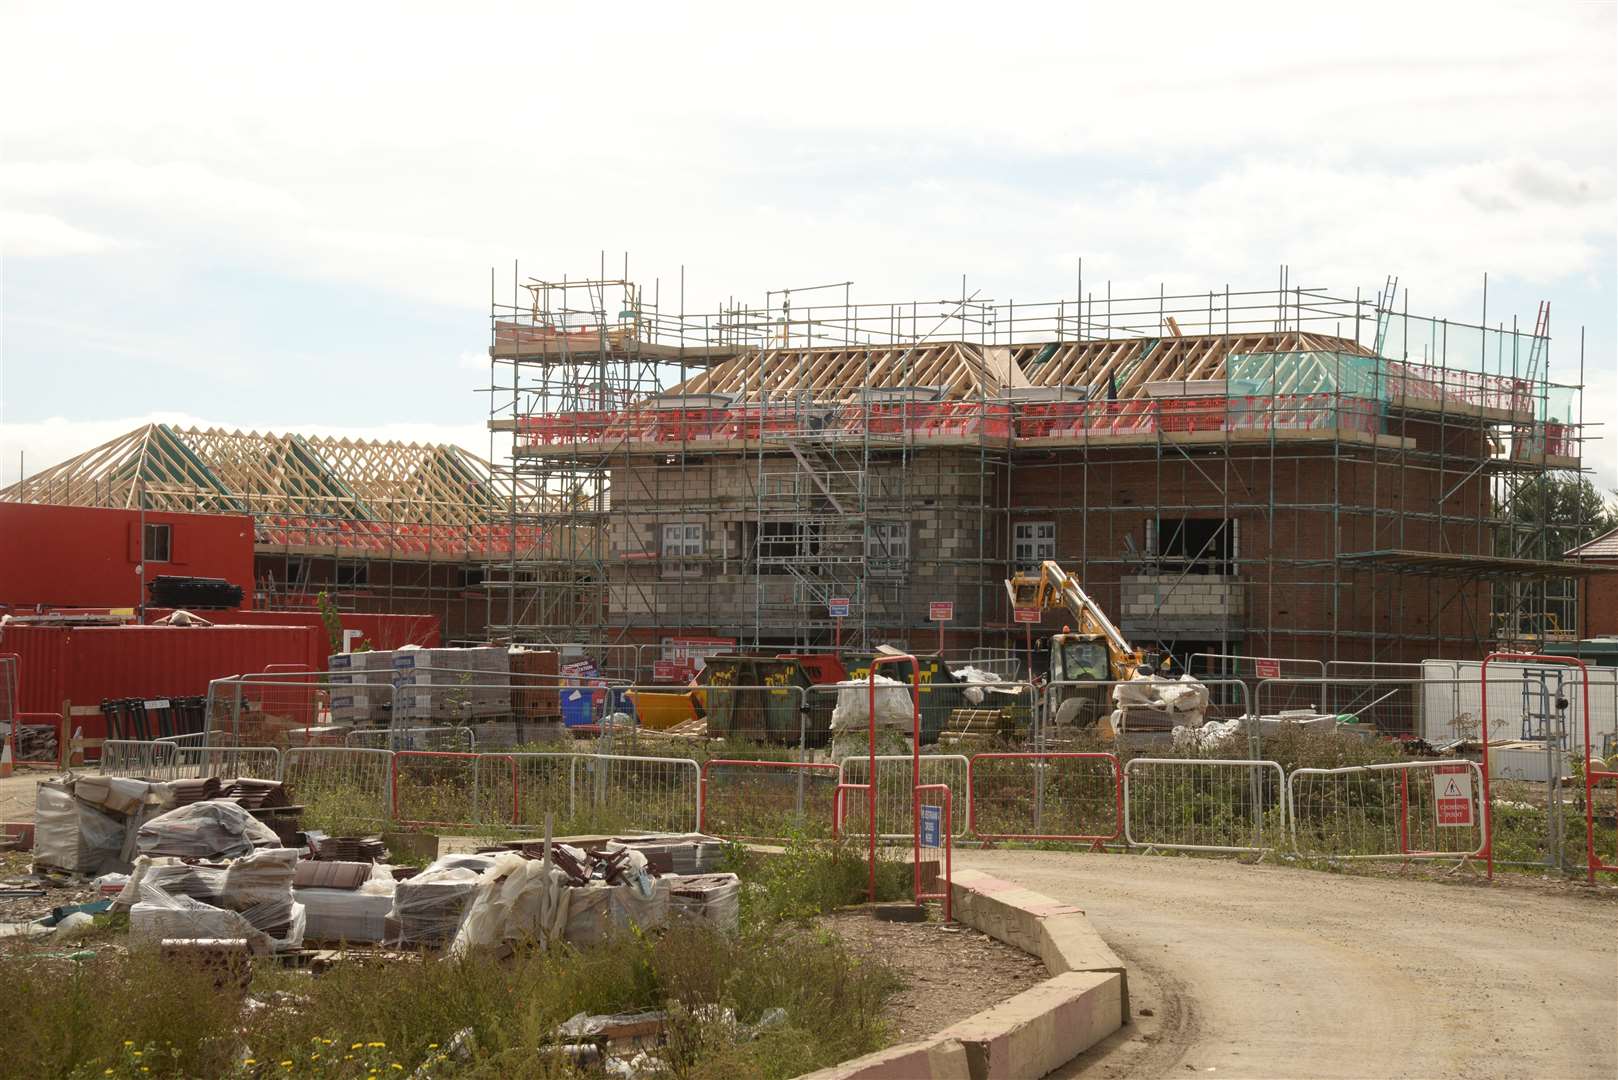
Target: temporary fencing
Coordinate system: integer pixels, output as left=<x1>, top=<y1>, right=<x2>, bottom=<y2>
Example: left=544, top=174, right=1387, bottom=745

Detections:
left=391, top=751, right=518, bottom=829
left=171, top=745, right=282, bottom=782
left=346, top=726, right=476, bottom=752
left=282, top=746, right=395, bottom=827
left=1124, top=757, right=1287, bottom=853
left=699, top=759, right=841, bottom=840
left=565, top=754, right=700, bottom=834
left=838, top=754, right=970, bottom=840
left=100, top=739, right=177, bottom=778
left=1190, top=653, right=1323, bottom=715
left=1288, top=760, right=1486, bottom=862
left=99, top=738, right=281, bottom=782
left=968, top=752, right=1122, bottom=845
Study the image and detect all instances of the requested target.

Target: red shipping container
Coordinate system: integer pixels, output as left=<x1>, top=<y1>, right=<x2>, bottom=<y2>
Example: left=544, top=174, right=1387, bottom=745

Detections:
left=146, top=608, right=441, bottom=653
left=0, top=623, right=325, bottom=741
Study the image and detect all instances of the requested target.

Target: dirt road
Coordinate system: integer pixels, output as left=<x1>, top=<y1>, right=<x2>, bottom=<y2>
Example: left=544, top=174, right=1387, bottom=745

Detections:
left=955, top=850, right=1616, bottom=1080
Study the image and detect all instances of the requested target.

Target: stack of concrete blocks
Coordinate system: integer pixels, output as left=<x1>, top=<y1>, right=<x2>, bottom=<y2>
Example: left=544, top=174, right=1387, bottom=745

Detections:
left=391, top=647, right=511, bottom=723
left=1120, top=574, right=1245, bottom=635
left=328, top=651, right=393, bottom=727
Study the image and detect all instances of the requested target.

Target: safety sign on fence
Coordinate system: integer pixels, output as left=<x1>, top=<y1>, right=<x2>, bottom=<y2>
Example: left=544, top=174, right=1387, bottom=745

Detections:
left=1434, top=763, right=1474, bottom=827
left=920, top=802, right=943, bottom=848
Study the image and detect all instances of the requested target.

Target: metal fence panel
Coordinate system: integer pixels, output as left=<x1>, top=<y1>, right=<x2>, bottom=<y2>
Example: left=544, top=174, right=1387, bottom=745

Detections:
left=968, top=752, right=1122, bottom=843
left=1124, top=757, right=1287, bottom=852
left=346, top=726, right=476, bottom=752
left=837, top=754, right=971, bottom=840
left=699, top=759, right=841, bottom=839
left=572, top=754, right=700, bottom=834
left=169, top=745, right=282, bottom=782
left=99, top=739, right=176, bottom=779
left=1288, top=760, right=1486, bottom=860
left=283, top=746, right=394, bottom=830
left=391, top=750, right=517, bottom=829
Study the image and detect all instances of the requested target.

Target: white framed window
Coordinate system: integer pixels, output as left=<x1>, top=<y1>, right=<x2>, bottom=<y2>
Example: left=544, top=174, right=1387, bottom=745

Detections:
left=1013, top=521, right=1055, bottom=570
left=662, top=523, right=704, bottom=578
left=866, top=521, right=909, bottom=576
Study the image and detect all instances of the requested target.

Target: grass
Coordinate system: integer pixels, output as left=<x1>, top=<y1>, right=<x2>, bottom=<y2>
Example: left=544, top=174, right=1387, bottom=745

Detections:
left=0, top=839, right=906, bottom=1079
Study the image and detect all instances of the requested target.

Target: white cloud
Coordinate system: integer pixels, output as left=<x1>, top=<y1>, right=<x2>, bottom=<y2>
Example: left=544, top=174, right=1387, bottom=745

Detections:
left=0, top=3, right=1610, bottom=493
left=0, top=210, right=114, bottom=257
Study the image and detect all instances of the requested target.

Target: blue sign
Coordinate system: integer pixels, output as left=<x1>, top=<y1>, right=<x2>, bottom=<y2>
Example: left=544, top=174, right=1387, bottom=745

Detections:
left=828, top=597, right=851, bottom=618
left=920, top=803, right=943, bottom=848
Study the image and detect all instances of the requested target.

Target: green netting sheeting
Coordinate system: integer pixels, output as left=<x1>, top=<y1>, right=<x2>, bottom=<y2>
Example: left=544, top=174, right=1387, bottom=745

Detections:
left=1227, top=351, right=1384, bottom=398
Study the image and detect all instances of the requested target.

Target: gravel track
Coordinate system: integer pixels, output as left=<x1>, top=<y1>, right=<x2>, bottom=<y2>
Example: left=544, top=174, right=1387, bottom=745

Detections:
left=955, top=850, right=1616, bottom=1080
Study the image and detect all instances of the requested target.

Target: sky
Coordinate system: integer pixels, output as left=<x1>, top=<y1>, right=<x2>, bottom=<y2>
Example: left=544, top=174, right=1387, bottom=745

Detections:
left=2, top=3, right=1615, bottom=492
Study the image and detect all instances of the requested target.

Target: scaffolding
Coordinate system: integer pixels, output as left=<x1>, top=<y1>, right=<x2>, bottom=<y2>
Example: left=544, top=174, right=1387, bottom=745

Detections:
left=486, top=266, right=1598, bottom=663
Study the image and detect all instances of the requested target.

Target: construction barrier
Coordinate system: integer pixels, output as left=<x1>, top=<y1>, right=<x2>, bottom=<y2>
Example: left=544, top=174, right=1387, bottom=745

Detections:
left=838, top=754, right=970, bottom=840
left=1288, top=760, right=1486, bottom=862
left=699, top=758, right=842, bottom=840
left=1124, top=757, right=1287, bottom=853
left=391, top=750, right=518, bottom=829
left=968, top=752, right=1122, bottom=846
left=282, top=746, right=396, bottom=828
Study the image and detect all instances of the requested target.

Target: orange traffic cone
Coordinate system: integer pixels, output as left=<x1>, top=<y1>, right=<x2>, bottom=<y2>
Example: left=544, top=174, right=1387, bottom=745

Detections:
left=0, top=737, right=14, bottom=778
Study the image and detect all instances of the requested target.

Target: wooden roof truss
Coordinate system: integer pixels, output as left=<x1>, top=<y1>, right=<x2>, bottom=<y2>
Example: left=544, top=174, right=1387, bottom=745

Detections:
left=2, top=424, right=549, bottom=528
left=659, top=332, right=1373, bottom=404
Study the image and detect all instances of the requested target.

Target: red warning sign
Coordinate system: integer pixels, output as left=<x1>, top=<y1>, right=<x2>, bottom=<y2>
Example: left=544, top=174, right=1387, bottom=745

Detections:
left=1433, top=764, right=1474, bottom=827
left=1254, top=658, right=1282, bottom=679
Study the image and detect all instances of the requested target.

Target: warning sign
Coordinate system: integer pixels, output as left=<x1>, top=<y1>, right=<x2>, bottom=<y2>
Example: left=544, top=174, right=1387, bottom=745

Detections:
left=929, top=601, right=954, bottom=622
left=1433, top=764, right=1474, bottom=827
left=1254, top=658, right=1281, bottom=679
left=1013, top=607, right=1042, bottom=624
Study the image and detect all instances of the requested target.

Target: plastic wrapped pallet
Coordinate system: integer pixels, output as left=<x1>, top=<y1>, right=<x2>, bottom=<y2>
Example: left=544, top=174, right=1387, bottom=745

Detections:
left=450, top=851, right=573, bottom=957
left=121, top=846, right=304, bottom=954
left=392, top=646, right=510, bottom=723
left=563, top=878, right=671, bottom=948
left=117, top=848, right=300, bottom=937
left=297, top=869, right=396, bottom=944
left=130, top=885, right=305, bottom=955
left=137, top=800, right=280, bottom=859
left=34, top=781, right=134, bottom=877
left=667, top=873, right=740, bottom=934
left=389, top=854, right=496, bottom=947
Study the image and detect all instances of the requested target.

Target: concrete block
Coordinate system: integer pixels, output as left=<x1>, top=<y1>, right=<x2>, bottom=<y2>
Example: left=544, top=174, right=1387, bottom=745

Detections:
left=949, top=869, right=1081, bottom=956
left=1039, top=912, right=1130, bottom=1027
left=794, top=1035, right=971, bottom=1080
left=942, top=971, right=1122, bottom=1080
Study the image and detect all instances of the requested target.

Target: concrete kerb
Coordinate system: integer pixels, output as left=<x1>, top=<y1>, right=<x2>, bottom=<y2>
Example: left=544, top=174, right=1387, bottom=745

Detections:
left=795, top=867, right=1128, bottom=1080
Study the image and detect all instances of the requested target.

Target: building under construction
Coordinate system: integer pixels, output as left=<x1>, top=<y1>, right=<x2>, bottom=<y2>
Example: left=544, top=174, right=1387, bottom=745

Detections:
left=486, top=272, right=1597, bottom=667
left=2, top=424, right=559, bottom=641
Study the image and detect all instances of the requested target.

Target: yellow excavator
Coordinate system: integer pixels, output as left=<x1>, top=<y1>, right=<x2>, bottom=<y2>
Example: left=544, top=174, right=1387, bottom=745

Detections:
left=1006, top=559, right=1149, bottom=733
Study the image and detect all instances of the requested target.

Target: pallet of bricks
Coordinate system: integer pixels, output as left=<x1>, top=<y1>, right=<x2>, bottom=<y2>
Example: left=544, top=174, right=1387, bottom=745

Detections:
left=510, top=648, right=561, bottom=721
left=327, top=651, right=391, bottom=728
left=391, top=646, right=511, bottom=723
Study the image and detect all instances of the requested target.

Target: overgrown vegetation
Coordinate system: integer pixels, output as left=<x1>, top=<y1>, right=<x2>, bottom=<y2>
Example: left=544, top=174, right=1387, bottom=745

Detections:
left=1, top=842, right=906, bottom=1079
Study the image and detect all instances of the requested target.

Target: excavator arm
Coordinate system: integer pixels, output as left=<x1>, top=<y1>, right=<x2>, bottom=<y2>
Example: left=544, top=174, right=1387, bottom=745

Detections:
left=1006, top=559, right=1145, bottom=681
